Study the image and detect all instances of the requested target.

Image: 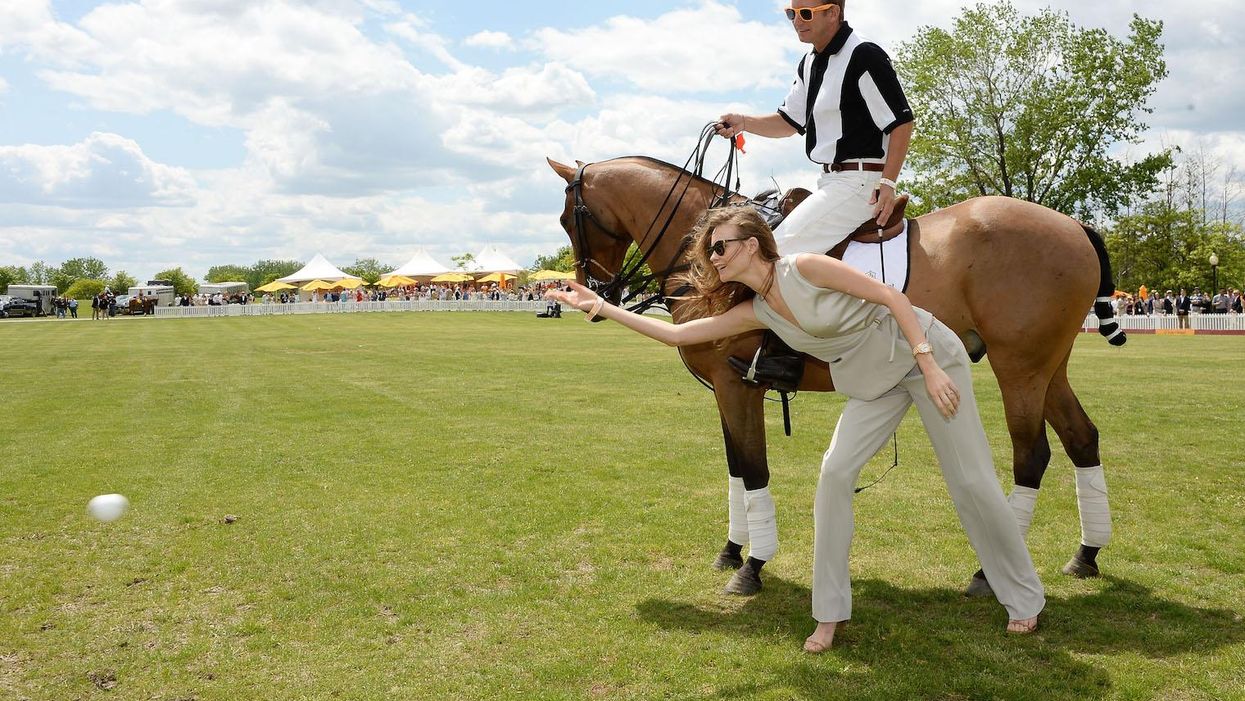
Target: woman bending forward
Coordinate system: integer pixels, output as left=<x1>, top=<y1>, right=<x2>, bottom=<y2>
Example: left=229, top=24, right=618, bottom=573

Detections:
left=547, top=207, right=1044, bottom=653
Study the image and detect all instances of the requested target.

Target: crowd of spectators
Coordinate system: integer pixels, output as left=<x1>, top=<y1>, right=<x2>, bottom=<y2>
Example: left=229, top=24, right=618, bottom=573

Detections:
left=261, top=282, right=570, bottom=305
left=1113, top=286, right=1244, bottom=329
left=174, top=292, right=255, bottom=306
left=90, top=290, right=116, bottom=320
left=51, top=296, right=79, bottom=318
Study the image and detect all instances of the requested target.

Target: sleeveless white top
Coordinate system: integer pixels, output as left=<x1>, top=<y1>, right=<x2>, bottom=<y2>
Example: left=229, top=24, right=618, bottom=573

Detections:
left=752, top=255, right=941, bottom=400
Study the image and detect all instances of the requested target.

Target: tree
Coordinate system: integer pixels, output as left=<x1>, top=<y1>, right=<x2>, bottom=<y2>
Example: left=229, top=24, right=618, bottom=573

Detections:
left=249, top=259, right=304, bottom=288
left=27, top=261, right=54, bottom=285
left=110, top=270, right=138, bottom=292
left=342, top=258, right=392, bottom=284
left=154, top=267, right=199, bottom=296
left=1105, top=149, right=1245, bottom=292
left=620, top=244, right=660, bottom=294
left=65, top=278, right=106, bottom=300
left=205, top=265, right=251, bottom=284
left=896, top=2, right=1171, bottom=219
left=0, top=265, right=28, bottom=293
left=52, top=257, right=110, bottom=292
left=531, top=246, right=575, bottom=272
left=451, top=253, right=477, bottom=271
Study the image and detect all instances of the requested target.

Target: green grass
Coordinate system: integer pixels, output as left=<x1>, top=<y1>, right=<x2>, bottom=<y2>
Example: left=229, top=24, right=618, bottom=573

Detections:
left=1, top=314, right=1242, bottom=700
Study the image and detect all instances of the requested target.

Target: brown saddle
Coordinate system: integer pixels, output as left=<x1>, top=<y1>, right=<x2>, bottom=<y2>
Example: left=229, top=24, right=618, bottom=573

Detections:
left=779, top=189, right=909, bottom=259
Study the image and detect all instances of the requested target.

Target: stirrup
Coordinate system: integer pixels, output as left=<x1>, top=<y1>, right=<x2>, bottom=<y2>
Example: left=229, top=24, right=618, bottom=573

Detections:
left=727, top=348, right=803, bottom=394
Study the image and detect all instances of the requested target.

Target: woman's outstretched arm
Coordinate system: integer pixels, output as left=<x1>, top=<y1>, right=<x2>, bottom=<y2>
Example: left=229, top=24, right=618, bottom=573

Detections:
left=546, top=282, right=765, bottom=347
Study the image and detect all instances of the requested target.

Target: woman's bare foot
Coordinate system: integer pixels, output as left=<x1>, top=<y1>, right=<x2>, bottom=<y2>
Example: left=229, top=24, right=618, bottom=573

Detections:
left=803, top=621, right=841, bottom=653
left=1007, top=615, right=1039, bottom=634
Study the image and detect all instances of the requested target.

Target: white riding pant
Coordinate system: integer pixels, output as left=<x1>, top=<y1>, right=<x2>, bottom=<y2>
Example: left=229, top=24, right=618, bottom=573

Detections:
left=775, top=170, right=880, bottom=256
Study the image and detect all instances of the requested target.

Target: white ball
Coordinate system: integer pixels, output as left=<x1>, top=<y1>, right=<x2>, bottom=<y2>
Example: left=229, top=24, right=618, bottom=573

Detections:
left=87, top=494, right=130, bottom=523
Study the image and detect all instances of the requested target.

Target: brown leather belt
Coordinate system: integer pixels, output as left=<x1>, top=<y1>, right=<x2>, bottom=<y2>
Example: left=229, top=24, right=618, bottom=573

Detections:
left=823, top=162, right=886, bottom=173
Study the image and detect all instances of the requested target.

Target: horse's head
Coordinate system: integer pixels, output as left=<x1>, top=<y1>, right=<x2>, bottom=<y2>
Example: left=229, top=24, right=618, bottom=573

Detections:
left=548, top=157, right=634, bottom=304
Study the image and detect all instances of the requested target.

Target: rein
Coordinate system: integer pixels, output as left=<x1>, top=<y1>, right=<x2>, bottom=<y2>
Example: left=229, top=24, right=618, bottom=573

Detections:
left=564, top=126, right=799, bottom=418
left=565, top=123, right=743, bottom=313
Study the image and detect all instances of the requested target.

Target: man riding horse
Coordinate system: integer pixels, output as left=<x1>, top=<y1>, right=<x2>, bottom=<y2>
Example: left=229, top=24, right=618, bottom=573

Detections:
left=709, top=0, right=1111, bottom=593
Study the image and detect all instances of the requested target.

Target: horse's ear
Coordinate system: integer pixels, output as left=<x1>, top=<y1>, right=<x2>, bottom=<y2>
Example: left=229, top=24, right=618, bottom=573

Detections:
left=575, top=160, right=585, bottom=168
left=547, top=157, right=577, bottom=183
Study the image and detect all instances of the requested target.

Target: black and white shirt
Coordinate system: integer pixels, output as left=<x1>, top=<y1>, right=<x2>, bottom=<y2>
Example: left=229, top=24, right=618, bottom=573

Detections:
left=778, top=23, right=913, bottom=166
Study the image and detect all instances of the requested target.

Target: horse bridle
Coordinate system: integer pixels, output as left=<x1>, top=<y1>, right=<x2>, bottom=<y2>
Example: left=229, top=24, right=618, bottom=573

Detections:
left=563, top=123, right=744, bottom=313
left=564, top=164, right=634, bottom=297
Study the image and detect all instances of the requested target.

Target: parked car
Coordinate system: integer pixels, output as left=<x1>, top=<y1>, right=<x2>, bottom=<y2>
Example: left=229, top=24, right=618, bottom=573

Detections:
left=0, top=296, right=40, bottom=318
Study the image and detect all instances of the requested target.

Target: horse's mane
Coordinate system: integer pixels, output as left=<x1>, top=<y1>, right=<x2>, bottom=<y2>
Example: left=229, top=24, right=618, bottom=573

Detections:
left=598, top=155, right=732, bottom=192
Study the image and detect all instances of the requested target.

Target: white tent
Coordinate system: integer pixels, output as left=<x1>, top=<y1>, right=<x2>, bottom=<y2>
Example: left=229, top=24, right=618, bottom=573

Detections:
left=276, top=254, right=361, bottom=284
left=386, top=248, right=452, bottom=277
left=471, top=245, right=524, bottom=275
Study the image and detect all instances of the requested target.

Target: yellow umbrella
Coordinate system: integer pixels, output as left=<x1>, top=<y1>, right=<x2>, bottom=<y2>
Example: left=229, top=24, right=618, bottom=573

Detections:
left=334, top=278, right=366, bottom=289
left=377, top=275, right=418, bottom=288
left=477, top=272, right=517, bottom=283
left=255, top=280, right=295, bottom=292
left=528, top=269, right=574, bottom=281
left=430, top=272, right=475, bottom=283
left=301, top=279, right=335, bottom=291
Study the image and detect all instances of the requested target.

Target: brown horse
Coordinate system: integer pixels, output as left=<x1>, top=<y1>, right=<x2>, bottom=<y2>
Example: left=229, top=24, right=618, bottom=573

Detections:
left=548, top=155, right=1120, bottom=595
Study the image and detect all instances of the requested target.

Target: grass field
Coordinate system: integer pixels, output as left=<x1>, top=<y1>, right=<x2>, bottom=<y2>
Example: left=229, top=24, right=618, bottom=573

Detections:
left=1, top=313, right=1242, bottom=700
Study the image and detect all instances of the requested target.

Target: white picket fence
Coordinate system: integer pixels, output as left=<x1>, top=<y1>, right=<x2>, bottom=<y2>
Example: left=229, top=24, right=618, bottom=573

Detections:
left=154, top=299, right=552, bottom=318
left=1081, top=313, right=1245, bottom=334
left=152, top=301, right=1242, bottom=332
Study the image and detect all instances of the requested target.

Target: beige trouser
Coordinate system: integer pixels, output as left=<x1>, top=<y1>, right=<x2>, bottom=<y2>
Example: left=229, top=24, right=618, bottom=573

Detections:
left=811, top=345, right=1046, bottom=623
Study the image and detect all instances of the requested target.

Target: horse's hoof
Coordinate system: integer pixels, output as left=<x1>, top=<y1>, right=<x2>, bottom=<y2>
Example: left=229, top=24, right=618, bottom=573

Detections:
left=965, top=573, right=994, bottom=598
left=723, top=561, right=762, bottom=596
left=1061, top=556, right=1100, bottom=579
left=712, top=550, right=744, bottom=571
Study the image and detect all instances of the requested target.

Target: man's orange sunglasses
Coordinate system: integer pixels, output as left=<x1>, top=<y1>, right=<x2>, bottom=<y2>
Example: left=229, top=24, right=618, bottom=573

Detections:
left=785, top=3, right=836, bottom=21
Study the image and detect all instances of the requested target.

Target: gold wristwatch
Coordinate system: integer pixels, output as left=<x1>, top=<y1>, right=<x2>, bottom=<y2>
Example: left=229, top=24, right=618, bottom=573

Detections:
left=912, top=341, right=933, bottom=357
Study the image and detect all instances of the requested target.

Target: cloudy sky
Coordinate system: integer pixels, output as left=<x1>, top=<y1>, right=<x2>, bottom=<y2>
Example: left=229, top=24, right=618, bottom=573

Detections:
left=1, top=0, right=1241, bottom=282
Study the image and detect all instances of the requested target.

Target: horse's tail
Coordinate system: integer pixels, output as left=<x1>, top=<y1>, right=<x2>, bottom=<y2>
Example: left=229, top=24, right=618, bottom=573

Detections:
left=1081, top=223, right=1127, bottom=346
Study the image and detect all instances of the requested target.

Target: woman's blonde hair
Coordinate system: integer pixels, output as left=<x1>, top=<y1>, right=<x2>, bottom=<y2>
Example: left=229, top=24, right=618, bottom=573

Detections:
left=672, top=206, right=781, bottom=319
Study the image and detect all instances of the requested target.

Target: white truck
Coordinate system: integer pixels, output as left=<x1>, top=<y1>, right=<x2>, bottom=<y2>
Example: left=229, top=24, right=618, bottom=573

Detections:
left=4, top=284, right=58, bottom=316
left=127, top=285, right=177, bottom=308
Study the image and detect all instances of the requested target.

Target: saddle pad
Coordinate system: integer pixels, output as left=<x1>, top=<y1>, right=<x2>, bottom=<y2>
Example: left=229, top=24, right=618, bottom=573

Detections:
left=840, top=220, right=910, bottom=292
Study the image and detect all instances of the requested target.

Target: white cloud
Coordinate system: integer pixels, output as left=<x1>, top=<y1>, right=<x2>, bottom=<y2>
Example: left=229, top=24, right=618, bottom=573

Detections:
left=438, top=62, right=595, bottom=114
left=464, top=30, right=514, bottom=50
left=386, top=14, right=468, bottom=71
left=36, top=2, right=423, bottom=126
left=532, top=1, right=795, bottom=94
left=0, top=132, right=197, bottom=207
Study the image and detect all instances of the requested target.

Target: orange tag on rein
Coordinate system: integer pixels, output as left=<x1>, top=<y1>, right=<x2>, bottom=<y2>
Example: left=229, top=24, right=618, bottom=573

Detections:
left=733, top=133, right=747, bottom=153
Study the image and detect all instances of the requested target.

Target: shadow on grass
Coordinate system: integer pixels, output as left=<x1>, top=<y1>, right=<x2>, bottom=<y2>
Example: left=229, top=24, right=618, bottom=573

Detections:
left=636, top=575, right=1242, bottom=700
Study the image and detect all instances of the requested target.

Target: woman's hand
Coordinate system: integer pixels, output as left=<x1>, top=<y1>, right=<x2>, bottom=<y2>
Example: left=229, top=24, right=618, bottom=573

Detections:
left=922, top=363, right=961, bottom=419
left=545, top=281, right=599, bottom=312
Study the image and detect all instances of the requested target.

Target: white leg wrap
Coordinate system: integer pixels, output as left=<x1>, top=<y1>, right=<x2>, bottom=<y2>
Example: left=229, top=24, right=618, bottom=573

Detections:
left=1075, top=466, right=1112, bottom=548
left=727, top=477, right=749, bottom=546
left=1007, top=485, right=1040, bottom=540
left=744, top=487, right=778, bottom=561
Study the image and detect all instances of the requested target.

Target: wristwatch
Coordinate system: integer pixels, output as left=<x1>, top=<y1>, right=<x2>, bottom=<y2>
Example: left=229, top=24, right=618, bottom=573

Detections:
left=912, top=341, right=933, bottom=357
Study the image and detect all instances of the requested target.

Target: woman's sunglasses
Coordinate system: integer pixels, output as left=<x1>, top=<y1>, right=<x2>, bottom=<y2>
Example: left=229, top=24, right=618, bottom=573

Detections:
left=707, top=237, right=751, bottom=257
left=785, top=3, right=836, bottom=21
